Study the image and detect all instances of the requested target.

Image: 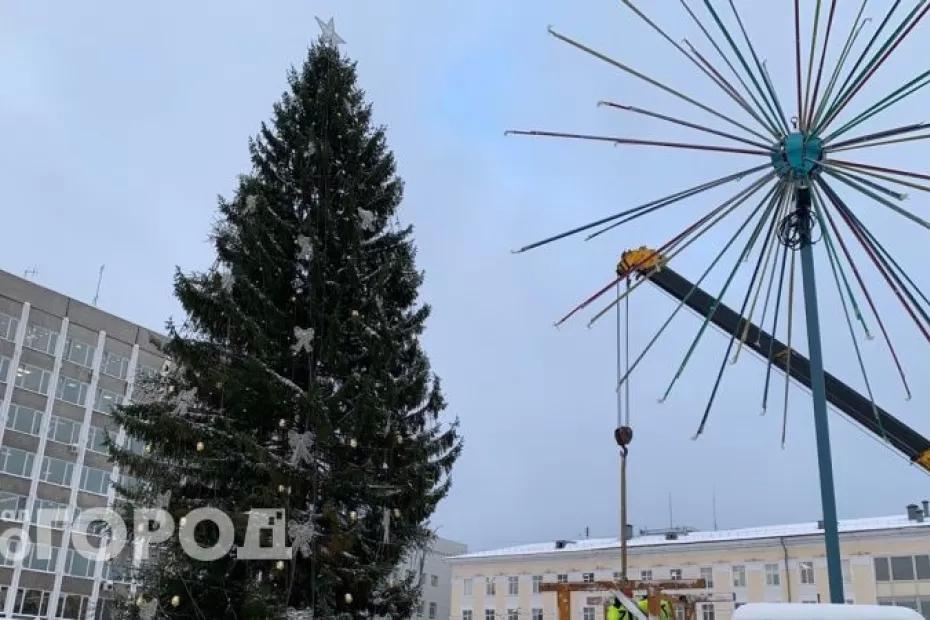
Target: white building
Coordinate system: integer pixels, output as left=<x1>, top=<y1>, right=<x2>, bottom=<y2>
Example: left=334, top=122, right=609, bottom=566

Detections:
left=449, top=507, right=930, bottom=620
left=400, top=537, right=468, bottom=620
left=0, top=269, right=165, bottom=619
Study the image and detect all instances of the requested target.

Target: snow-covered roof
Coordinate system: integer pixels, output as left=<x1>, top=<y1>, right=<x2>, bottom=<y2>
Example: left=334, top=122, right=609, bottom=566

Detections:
left=452, top=515, right=929, bottom=561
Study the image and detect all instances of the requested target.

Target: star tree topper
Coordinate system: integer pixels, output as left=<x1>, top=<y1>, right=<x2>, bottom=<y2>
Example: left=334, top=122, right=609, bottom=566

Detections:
left=315, top=16, right=345, bottom=47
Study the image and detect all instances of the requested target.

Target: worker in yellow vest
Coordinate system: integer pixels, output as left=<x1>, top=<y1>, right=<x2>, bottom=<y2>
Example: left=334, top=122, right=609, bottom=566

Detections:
left=659, top=598, right=673, bottom=620
left=606, top=597, right=623, bottom=620
left=632, top=596, right=672, bottom=619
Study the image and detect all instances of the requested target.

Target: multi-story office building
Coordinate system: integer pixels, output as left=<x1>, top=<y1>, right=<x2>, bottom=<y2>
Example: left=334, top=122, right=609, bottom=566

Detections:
left=0, top=269, right=165, bottom=619
left=449, top=507, right=930, bottom=620
left=398, top=537, right=468, bottom=620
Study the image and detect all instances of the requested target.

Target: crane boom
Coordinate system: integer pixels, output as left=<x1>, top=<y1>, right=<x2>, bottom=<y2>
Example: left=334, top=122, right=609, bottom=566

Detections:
left=619, top=248, right=930, bottom=472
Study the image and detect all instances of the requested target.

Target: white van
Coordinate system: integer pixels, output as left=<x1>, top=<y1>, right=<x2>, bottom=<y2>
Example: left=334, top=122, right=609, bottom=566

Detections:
left=733, top=603, right=922, bottom=620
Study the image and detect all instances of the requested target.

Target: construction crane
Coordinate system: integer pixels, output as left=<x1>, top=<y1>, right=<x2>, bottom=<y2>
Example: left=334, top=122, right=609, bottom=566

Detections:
left=616, top=247, right=930, bottom=473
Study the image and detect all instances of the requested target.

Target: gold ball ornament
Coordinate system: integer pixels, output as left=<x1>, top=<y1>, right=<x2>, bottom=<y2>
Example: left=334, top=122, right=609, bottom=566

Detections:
left=351, top=310, right=359, bottom=318
left=393, top=508, right=401, bottom=519
left=349, top=438, right=358, bottom=449
left=276, top=560, right=286, bottom=570
left=279, top=418, right=287, bottom=428
left=171, top=595, right=181, bottom=608
left=349, top=510, right=358, bottom=522
left=278, top=484, right=286, bottom=493
left=196, top=441, right=205, bottom=452
left=344, top=593, right=353, bottom=604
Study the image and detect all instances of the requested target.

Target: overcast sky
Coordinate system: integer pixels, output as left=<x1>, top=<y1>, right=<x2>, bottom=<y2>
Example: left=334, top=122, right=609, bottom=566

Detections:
left=3, top=1, right=930, bottom=552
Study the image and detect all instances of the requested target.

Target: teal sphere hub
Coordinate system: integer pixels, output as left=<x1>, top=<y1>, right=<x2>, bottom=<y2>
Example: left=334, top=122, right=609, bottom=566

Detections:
left=771, top=132, right=822, bottom=179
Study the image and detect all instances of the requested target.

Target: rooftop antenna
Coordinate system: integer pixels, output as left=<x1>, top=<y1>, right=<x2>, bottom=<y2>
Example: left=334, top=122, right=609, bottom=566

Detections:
left=93, top=265, right=105, bottom=306
left=712, top=487, right=719, bottom=531
left=23, top=267, right=38, bottom=280
left=668, top=493, right=674, bottom=529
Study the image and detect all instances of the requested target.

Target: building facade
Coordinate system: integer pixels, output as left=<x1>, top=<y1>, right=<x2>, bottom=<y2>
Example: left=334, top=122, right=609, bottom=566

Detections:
left=0, top=270, right=165, bottom=619
left=449, top=511, right=930, bottom=620
left=399, top=537, right=468, bottom=620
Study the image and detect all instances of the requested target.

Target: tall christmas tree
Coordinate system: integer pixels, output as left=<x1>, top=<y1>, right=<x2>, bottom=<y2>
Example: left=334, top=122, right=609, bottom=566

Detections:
left=111, top=23, right=461, bottom=619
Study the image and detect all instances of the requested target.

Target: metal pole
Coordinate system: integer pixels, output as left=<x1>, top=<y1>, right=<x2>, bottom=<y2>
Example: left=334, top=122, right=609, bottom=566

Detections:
left=797, top=185, right=845, bottom=604
left=620, top=447, right=628, bottom=580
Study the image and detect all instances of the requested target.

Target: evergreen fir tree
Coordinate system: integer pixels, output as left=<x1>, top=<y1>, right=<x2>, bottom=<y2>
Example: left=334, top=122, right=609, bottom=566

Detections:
left=111, top=35, right=461, bottom=619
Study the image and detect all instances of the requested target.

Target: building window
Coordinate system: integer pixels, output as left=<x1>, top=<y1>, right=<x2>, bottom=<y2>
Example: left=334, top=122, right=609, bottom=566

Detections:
left=431, top=574, right=439, bottom=588
left=557, top=574, right=568, bottom=583
left=0, top=312, right=19, bottom=342
left=64, top=339, right=96, bottom=369
left=15, top=588, right=52, bottom=617
left=892, top=556, right=916, bottom=581
left=670, top=569, right=682, bottom=581
left=0, top=492, right=27, bottom=522
left=700, top=567, right=714, bottom=588
left=24, top=324, right=58, bottom=355
left=0, top=446, right=36, bottom=478
left=582, top=572, right=594, bottom=583
left=5, top=404, right=43, bottom=436
left=507, top=610, right=518, bottom=620
left=533, top=575, right=543, bottom=593
left=80, top=466, right=111, bottom=495
left=641, top=569, right=653, bottom=581
left=875, top=557, right=891, bottom=582
left=917, top=555, right=930, bottom=580
left=66, top=547, right=98, bottom=578
left=56, top=375, right=89, bottom=406
left=101, top=351, right=130, bottom=380
left=40, top=456, right=75, bottom=486
left=429, top=602, right=437, bottom=619
left=88, top=425, right=112, bottom=454
left=464, top=578, right=473, bottom=596
left=702, top=604, right=715, bottom=620
left=418, top=602, right=424, bottom=617
left=485, top=610, right=495, bottom=620
left=507, top=576, right=519, bottom=595
left=57, top=593, right=88, bottom=619
left=463, top=611, right=473, bottom=620
left=799, top=561, right=815, bottom=585
left=47, top=415, right=81, bottom=446
left=23, top=543, right=58, bottom=572
left=583, top=607, right=596, bottom=620
left=732, top=565, right=747, bottom=588
left=486, top=577, right=496, bottom=596
left=95, top=387, right=122, bottom=414
left=15, top=364, right=52, bottom=395
left=533, top=609, right=543, bottom=620
left=842, top=559, right=852, bottom=584
left=0, top=356, right=10, bottom=382
left=765, top=564, right=781, bottom=586
left=33, top=499, right=74, bottom=529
